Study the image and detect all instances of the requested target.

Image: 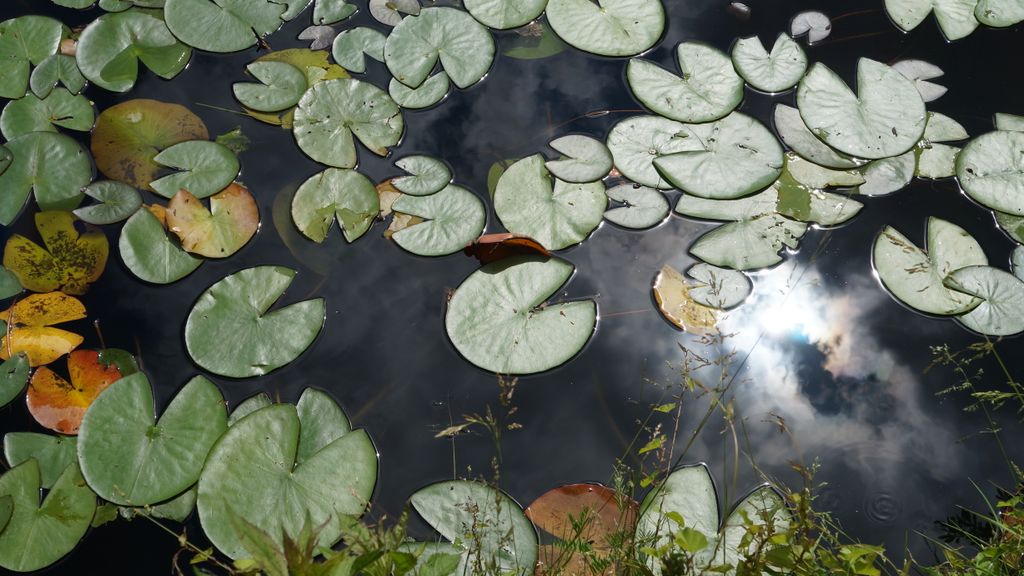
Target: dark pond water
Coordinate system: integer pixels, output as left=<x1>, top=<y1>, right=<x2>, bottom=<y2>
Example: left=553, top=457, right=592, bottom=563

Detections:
left=2, top=0, right=1024, bottom=572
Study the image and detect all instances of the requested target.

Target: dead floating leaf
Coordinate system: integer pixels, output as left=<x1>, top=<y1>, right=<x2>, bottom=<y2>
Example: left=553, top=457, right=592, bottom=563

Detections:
left=166, top=183, right=259, bottom=258
left=3, top=211, right=109, bottom=295
left=27, top=349, right=124, bottom=434
left=464, top=233, right=550, bottom=265
left=526, top=483, right=638, bottom=576
left=0, top=292, right=85, bottom=367
left=653, top=264, right=720, bottom=334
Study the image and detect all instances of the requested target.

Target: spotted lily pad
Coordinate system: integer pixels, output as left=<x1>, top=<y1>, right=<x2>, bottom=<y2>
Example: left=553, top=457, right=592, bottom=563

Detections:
left=628, top=42, right=743, bottom=124
left=391, top=184, right=486, bottom=256
left=797, top=59, right=926, bottom=160
left=411, top=480, right=538, bottom=574
left=164, top=0, right=287, bottom=53
left=331, top=27, right=385, bottom=74
left=945, top=265, right=1024, bottom=336
left=384, top=7, right=495, bottom=89
left=730, top=33, right=807, bottom=93
left=73, top=181, right=143, bottom=225
left=606, top=116, right=701, bottom=189
left=79, top=373, right=226, bottom=506
left=545, top=0, right=665, bottom=57
left=389, top=72, right=450, bottom=109
left=3, top=211, right=108, bottom=296
left=91, top=99, right=209, bottom=191
left=653, top=113, right=783, bottom=200
left=392, top=155, right=452, bottom=196
left=494, top=154, right=607, bottom=250
left=464, top=0, right=548, bottom=29
left=446, top=256, right=596, bottom=374
left=3, top=433, right=77, bottom=490
left=29, top=54, right=85, bottom=98
left=197, top=402, right=377, bottom=559
left=603, top=184, right=669, bottom=229
left=956, top=130, right=1024, bottom=215
left=0, top=132, right=92, bottom=225
left=884, top=0, right=980, bottom=41
left=0, top=16, right=67, bottom=99
left=0, top=292, right=85, bottom=367
left=293, top=78, right=403, bottom=168
left=0, top=460, right=95, bottom=573
left=0, top=88, right=94, bottom=139
left=873, top=217, right=987, bottom=315
left=119, top=207, right=203, bottom=284
left=76, top=10, right=191, bottom=93
left=150, top=141, right=240, bottom=199
left=26, top=349, right=123, bottom=435
left=545, top=135, right=613, bottom=184
left=166, top=184, right=259, bottom=258
left=185, top=266, right=326, bottom=378
left=292, top=168, right=379, bottom=243
left=233, top=61, right=307, bottom=113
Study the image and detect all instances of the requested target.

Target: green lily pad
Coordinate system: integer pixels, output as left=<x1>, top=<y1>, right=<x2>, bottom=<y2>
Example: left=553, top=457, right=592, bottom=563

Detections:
left=892, top=59, right=947, bottom=103
left=773, top=104, right=863, bottom=169
left=185, top=266, right=326, bottom=378
left=233, top=61, right=307, bottom=113
left=197, top=402, right=377, bottom=559
left=293, top=78, right=403, bottom=168
left=464, top=0, right=548, bottom=29
left=545, top=0, right=664, bottom=57
left=975, top=0, right=1024, bottom=26
left=1014, top=246, right=1024, bottom=279
left=945, top=265, right=1024, bottom=336
left=91, top=99, right=210, bottom=191
left=331, top=27, right=385, bottom=74
left=228, top=392, right=272, bottom=425
left=0, top=131, right=92, bottom=226
left=995, top=112, right=1024, bottom=132
left=123, top=486, right=197, bottom=522
left=606, top=115, right=701, bottom=189
left=446, top=256, right=596, bottom=374
left=119, top=207, right=203, bottom=284
left=73, top=181, right=143, bottom=225
left=956, top=130, right=1024, bottom=215
left=389, top=72, right=450, bottom=109
left=53, top=0, right=99, bottom=7
left=150, top=140, right=240, bottom=199
left=995, top=211, right=1024, bottom=244
left=0, top=16, right=67, bottom=99
left=924, top=111, right=969, bottom=142
left=885, top=0, right=979, bottom=40
left=855, top=151, right=915, bottom=196
left=730, top=33, right=807, bottom=93
left=76, top=10, right=191, bottom=93
left=653, top=113, right=783, bottom=200
left=545, top=135, right=613, bottom=184
left=384, top=7, right=495, bottom=89
left=370, top=0, right=421, bottom=26
left=628, top=42, right=743, bottom=123
left=29, top=54, right=85, bottom=98
left=0, top=460, right=95, bottom=573
left=78, top=373, right=226, bottom=506
left=689, top=214, right=807, bottom=270
left=0, top=354, right=30, bottom=410
left=797, top=58, right=926, bottom=160
left=292, top=168, right=379, bottom=243
left=164, top=0, right=287, bottom=53
left=873, top=217, right=987, bottom=315
left=314, top=0, right=358, bottom=24
left=391, top=184, right=486, bottom=256
left=686, top=263, right=751, bottom=309
left=392, top=155, right=452, bottom=196
left=676, top=180, right=862, bottom=227
left=915, top=143, right=959, bottom=179
left=3, top=433, right=77, bottom=490
left=294, top=388, right=351, bottom=465
left=0, top=88, right=94, bottom=140
left=784, top=153, right=865, bottom=189
left=411, top=480, right=538, bottom=575
left=494, top=154, right=607, bottom=250
left=603, top=184, right=669, bottom=229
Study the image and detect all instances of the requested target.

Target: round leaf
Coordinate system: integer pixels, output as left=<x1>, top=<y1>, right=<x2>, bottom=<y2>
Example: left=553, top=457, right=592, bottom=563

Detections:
left=790, top=11, right=832, bottom=43
left=184, top=266, right=326, bottom=378
left=606, top=115, right=702, bottom=189
left=773, top=104, right=862, bottom=169
left=545, top=0, right=664, bottom=57
left=392, top=155, right=452, bottom=196
left=29, top=54, right=85, bottom=98
left=391, top=184, right=486, bottom=256
left=545, top=135, right=612, bottom=183
left=389, top=72, right=450, bottom=109
left=292, top=168, right=379, bottom=243
left=464, top=0, right=547, bottom=29
left=494, top=154, right=606, bottom=250
left=603, top=184, right=669, bottom=229
left=384, top=7, right=495, bottom=89
left=233, top=61, right=307, bottom=113
left=3, top=432, right=77, bottom=490
left=945, top=265, right=1024, bottom=336
left=73, top=180, right=142, bottom=225
left=150, top=140, right=240, bottom=199
left=686, top=263, right=751, bottom=309
left=445, top=256, right=596, bottom=374
left=0, top=132, right=91, bottom=225
left=314, top=0, right=358, bottom=24
left=975, top=0, right=1024, bottom=26
left=119, top=207, right=203, bottom=284
left=628, top=43, right=743, bottom=123
left=166, top=183, right=259, bottom=258
left=730, top=33, right=807, bottom=93
left=855, top=151, right=915, bottom=196
left=76, top=10, right=191, bottom=92
left=956, top=130, right=1024, bottom=215
left=689, top=214, right=807, bottom=270
left=0, top=88, right=94, bottom=139
left=164, top=0, right=287, bottom=53
left=331, top=27, right=386, bottom=74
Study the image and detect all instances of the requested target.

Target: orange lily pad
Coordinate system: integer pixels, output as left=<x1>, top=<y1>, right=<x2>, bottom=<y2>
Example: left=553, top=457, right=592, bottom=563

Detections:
left=653, top=264, right=720, bottom=335
left=26, top=349, right=123, bottom=434
left=91, top=99, right=209, bottom=190
left=463, top=232, right=551, bottom=265
left=3, top=211, right=108, bottom=295
left=0, top=292, right=85, bottom=367
left=165, top=183, right=259, bottom=258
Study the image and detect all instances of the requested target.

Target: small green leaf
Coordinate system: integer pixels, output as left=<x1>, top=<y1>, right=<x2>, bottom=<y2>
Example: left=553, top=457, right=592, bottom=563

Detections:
left=233, top=61, right=307, bottom=113
left=151, top=140, right=240, bottom=199
left=118, top=207, right=203, bottom=285
left=73, top=181, right=143, bottom=225
left=331, top=27, right=385, bottom=74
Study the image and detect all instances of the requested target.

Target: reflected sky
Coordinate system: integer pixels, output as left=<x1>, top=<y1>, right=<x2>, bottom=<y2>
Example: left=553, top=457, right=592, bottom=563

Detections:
left=3, top=0, right=1024, bottom=572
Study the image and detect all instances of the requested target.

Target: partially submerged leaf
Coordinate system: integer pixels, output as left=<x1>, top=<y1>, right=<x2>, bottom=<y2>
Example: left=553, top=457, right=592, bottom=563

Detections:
left=151, top=140, right=240, bottom=199
left=445, top=256, right=596, bottom=374
left=0, top=292, right=85, bottom=367
left=3, top=211, right=108, bottom=295
left=118, top=207, right=203, bottom=284
left=75, top=10, right=191, bottom=92
left=292, top=168, right=379, bottom=243
left=526, top=483, right=637, bottom=547
left=184, top=266, right=326, bottom=378
left=166, top=184, right=259, bottom=258
left=545, top=0, right=665, bottom=57
left=653, top=265, right=720, bottom=334
left=26, top=349, right=123, bottom=434
left=384, top=7, right=495, bottom=89
left=91, top=99, right=209, bottom=191
left=628, top=42, right=743, bottom=124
